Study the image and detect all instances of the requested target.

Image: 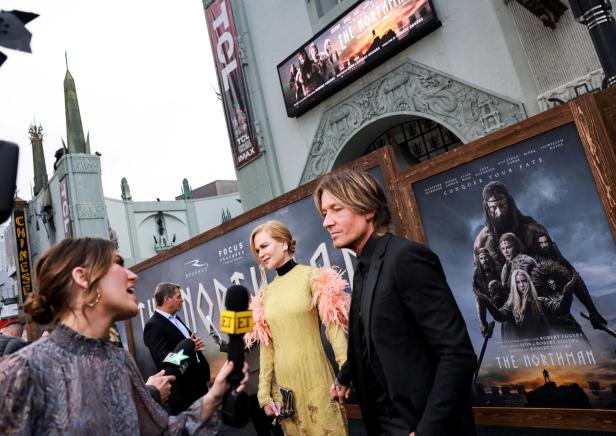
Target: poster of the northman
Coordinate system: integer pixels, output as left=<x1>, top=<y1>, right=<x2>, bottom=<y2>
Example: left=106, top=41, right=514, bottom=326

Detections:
left=413, top=123, right=616, bottom=409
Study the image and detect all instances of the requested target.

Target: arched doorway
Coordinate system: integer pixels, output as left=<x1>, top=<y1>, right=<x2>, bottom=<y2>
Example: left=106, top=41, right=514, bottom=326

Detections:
left=300, top=60, right=525, bottom=184
left=332, top=114, right=462, bottom=170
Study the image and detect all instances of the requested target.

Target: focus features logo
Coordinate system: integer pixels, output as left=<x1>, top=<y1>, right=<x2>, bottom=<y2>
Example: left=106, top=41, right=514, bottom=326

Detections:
left=184, top=259, right=209, bottom=278
left=218, top=242, right=245, bottom=265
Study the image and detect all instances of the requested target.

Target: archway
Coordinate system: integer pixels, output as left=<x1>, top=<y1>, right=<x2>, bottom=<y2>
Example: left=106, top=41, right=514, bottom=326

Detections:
left=332, top=113, right=463, bottom=170
left=300, top=60, right=525, bottom=183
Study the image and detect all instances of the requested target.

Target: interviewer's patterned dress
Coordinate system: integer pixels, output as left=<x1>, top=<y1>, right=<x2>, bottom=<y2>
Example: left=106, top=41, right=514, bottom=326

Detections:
left=0, top=324, right=219, bottom=435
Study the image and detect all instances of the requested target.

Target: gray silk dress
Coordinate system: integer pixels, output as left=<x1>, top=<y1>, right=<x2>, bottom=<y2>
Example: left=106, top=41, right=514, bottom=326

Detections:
left=0, top=324, right=221, bottom=435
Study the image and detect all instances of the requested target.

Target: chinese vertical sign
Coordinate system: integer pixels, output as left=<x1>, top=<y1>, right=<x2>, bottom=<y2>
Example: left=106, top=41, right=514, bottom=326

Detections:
left=205, top=0, right=261, bottom=168
left=13, top=209, right=32, bottom=300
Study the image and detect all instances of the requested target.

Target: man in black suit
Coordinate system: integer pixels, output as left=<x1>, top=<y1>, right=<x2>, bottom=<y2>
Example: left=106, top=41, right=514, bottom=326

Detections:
left=314, top=170, right=477, bottom=436
left=143, top=282, right=210, bottom=414
left=0, top=321, right=27, bottom=357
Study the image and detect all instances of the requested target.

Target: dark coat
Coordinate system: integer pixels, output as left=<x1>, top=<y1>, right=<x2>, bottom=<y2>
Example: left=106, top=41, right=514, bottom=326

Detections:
left=143, top=311, right=210, bottom=414
left=0, top=334, right=27, bottom=357
left=340, top=234, right=477, bottom=436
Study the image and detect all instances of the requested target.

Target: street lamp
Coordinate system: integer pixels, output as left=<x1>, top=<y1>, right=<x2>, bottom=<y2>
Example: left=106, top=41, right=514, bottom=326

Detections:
left=569, top=0, right=616, bottom=87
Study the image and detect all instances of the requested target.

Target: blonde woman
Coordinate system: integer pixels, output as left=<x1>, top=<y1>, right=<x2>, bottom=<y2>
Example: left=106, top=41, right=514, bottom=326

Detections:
left=481, top=269, right=549, bottom=340
left=246, top=220, right=349, bottom=436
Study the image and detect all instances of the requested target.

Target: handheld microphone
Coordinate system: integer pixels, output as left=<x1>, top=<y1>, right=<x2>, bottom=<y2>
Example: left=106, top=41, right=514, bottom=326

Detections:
left=220, top=284, right=253, bottom=427
left=161, top=338, right=195, bottom=379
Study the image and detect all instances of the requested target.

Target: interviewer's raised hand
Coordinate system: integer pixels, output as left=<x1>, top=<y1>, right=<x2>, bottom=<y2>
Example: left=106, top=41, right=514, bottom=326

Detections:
left=211, top=361, right=249, bottom=401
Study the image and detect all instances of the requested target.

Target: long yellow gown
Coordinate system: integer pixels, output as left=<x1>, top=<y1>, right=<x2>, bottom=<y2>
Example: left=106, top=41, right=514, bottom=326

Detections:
left=257, top=264, right=348, bottom=436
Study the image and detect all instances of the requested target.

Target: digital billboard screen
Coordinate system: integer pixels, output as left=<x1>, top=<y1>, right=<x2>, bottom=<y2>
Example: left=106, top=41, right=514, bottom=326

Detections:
left=277, top=0, right=441, bottom=117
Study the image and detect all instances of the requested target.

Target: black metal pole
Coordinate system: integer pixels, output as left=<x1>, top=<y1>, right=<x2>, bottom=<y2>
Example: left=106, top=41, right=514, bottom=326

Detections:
left=569, top=0, right=616, bottom=87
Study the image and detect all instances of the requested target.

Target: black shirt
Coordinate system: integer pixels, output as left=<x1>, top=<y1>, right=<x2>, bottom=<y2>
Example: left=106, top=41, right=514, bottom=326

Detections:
left=355, top=236, right=391, bottom=411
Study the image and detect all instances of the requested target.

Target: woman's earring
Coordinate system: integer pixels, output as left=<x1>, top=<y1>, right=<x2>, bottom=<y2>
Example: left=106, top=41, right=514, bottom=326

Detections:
left=86, top=289, right=101, bottom=308
left=283, top=246, right=288, bottom=252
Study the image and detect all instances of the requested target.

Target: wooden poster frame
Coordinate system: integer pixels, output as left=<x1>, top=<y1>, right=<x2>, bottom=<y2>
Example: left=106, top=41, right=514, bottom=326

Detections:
left=395, top=89, right=616, bottom=432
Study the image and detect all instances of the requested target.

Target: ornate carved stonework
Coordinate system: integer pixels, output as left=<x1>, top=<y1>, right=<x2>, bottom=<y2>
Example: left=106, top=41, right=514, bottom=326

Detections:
left=300, top=61, right=525, bottom=184
left=76, top=203, right=106, bottom=219
left=71, top=156, right=100, bottom=174
left=537, top=69, right=604, bottom=112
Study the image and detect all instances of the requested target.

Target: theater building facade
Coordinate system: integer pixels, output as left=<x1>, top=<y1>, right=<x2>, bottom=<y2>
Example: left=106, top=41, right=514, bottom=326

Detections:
left=203, top=0, right=605, bottom=210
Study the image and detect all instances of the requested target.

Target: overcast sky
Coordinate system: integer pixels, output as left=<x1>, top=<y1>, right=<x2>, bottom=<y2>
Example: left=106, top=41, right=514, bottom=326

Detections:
left=0, top=0, right=236, bottom=202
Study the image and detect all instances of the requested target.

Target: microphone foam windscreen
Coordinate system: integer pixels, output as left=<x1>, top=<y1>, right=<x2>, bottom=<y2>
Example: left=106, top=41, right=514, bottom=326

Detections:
left=175, top=337, right=195, bottom=354
left=225, top=285, right=249, bottom=311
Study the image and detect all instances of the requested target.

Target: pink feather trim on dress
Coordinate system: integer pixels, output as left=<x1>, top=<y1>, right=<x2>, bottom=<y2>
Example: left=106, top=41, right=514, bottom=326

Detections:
left=244, top=292, right=272, bottom=348
left=311, top=267, right=351, bottom=333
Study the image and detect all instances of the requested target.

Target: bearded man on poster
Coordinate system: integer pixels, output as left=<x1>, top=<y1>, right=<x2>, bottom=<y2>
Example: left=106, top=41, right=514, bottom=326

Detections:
left=474, top=181, right=607, bottom=329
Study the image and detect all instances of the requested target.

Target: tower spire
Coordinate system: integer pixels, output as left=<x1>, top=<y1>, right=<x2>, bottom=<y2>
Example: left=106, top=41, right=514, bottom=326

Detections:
left=29, top=123, right=48, bottom=196
left=64, top=54, right=88, bottom=154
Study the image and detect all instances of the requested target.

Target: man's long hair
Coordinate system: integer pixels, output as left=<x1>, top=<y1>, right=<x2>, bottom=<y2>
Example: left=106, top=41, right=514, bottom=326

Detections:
left=482, top=182, right=531, bottom=256
left=314, top=169, right=392, bottom=236
left=474, top=248, right=496, bottom=274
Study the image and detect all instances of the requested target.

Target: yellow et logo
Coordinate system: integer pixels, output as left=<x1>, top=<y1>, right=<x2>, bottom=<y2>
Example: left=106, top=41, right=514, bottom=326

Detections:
left=220, top=310, right=253, bottom=334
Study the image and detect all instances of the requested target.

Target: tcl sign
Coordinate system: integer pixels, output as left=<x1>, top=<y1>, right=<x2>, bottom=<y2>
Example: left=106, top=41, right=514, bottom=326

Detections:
left=60, top=176, right=72, bottom=237
left=210, top=0, right=237, bottom=92
left=205, top=0, right=261, bottom=168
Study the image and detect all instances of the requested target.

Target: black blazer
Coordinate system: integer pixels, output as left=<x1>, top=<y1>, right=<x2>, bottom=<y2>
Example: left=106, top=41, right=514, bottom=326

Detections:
left=340, top=234, right=477, bottom=436
left=0, top=334, right=27, bottom=357
left=143, top=311, right=210, bottom=414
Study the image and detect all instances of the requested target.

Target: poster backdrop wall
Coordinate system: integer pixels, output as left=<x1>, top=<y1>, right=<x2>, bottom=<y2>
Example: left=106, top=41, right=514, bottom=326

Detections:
left=130, top=167, right=386, bottom=378
left=413, top=123, right=616, bottom=409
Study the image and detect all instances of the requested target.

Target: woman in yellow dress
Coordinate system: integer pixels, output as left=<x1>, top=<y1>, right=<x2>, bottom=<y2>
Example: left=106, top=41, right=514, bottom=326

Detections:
left=245, top=220, right=350, bottom=436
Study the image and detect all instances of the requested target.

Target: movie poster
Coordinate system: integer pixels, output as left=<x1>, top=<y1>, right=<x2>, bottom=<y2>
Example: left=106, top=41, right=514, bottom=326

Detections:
left=413, top=123, right=616, bottom=408
left=277, top=0, right=440, bottom=117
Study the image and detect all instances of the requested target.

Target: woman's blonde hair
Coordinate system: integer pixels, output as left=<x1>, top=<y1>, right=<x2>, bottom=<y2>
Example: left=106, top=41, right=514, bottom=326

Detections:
left=249, top=221, right=296, bottom=289
left=24, top=238, right=116, bottom=325
left=507, top=269, right=545, bottom=325
left=313, top=169, right=392, bottom=236
left=249, top=220, right=296, bottom=262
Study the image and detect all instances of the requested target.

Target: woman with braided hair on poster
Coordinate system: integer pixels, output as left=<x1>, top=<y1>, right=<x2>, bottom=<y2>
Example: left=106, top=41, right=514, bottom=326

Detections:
left=246, top=220, right=349, bottom=436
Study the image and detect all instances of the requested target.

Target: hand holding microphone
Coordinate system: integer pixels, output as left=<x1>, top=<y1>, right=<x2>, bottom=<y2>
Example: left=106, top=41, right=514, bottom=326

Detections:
left=161, top=338, right=196, bottom=378
left=146, top=370, right=176, bottom=404
left=219, top=284, right=253, bottom=427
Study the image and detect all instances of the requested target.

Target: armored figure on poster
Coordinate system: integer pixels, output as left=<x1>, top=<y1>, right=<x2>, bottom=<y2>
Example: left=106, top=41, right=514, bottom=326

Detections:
left=296, top=48, right=325, bottom=96
left=472, top=248, right=507, bottom=337
left=474, top=181, right=608, bottom=333
left=533, top=232, right=607, bottom=329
